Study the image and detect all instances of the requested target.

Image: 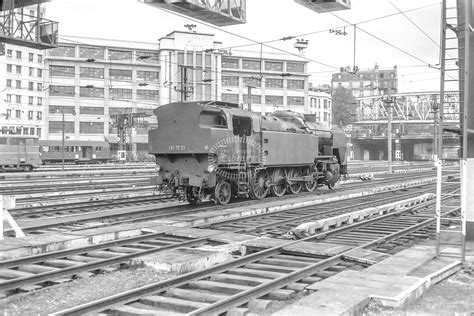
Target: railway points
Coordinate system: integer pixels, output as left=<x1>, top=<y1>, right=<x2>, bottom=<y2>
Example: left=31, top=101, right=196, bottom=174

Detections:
left=0, top=165, right=471, bottom=314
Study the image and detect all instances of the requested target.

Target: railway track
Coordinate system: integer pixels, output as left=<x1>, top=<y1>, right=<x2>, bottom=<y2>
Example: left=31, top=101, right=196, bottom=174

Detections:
left=52, top=194, right=457, bottom=316
left=0, top=176, right=153, bottom=196
left=0, top=182, right=451, bottom=298
left=7, top=171, right=438, bottom=235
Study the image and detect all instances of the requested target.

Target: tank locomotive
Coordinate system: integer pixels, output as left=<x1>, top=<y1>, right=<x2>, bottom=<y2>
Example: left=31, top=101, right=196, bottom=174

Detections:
left=148, top=101, right=347, bottom=204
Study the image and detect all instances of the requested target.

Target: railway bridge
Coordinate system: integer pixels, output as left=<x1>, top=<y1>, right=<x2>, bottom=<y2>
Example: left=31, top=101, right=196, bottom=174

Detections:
left=350, top=92, right=460, bottom=161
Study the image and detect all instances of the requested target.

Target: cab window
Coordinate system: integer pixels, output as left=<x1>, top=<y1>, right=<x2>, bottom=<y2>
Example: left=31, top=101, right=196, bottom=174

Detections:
left=199, top=111, right=228, bottom=128
left=232, top=116, right=252, bottom=137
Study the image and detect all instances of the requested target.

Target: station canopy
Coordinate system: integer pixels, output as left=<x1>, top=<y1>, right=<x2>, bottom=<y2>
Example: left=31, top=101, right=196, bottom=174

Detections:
left=294, top=0, right=351, bottom=13
left=139, top=0, right=246, bottom=26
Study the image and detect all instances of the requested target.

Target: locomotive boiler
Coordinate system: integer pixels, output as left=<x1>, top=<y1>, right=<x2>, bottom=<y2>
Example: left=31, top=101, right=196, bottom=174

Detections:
left=148, top=101, right=348, bottom=204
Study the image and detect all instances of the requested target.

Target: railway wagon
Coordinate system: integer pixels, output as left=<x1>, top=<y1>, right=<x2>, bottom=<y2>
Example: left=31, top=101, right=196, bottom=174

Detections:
left=0, top=134, right=42, bottom=171
left=39, top=140, right=110, bottom=164
left=148, top=101, right=347, bottom=205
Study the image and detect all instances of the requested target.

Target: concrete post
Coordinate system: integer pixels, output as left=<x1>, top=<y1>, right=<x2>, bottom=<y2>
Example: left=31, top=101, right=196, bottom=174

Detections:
left=464, top=0, right=474, bottom=240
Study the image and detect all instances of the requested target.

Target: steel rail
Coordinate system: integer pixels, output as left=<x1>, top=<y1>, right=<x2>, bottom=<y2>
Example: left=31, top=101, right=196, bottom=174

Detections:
left=53, top=188, right=458, bottom=316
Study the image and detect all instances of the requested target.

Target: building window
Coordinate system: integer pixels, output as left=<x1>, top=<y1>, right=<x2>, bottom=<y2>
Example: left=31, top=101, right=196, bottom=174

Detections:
left=360, top=81, right=364, bottom=88
left=15, top=80, right=21, bottom=89
left=110, top=88, right=132, bottom=100
left=7, top=64, right=12, bottom=72
left=80, top=122, right=104, bottom=134
left=7, top=49, right=12, bottom=58
left=324, top=99, right=328, bottom=109
left=109, top=107, right=132, bottom=115
left=265, top=78, right=283, bottom=89
left=108, top=49, right=132, bottom=61
left=6, top=79, right=11, bottom=87
left=221, top=93, right=239, bottom=103
left=287, top=79, right=304, bottom=90
left=29, top=52, right=34, bottom=61
left=49, top=105, right=75, bottom=114
left=15, top=95, right=21, bottom=103
left=80, top=67, right=104, bottom=79
left=15, top=110, right=21, bottom=118
left=265, top=61, right=283, bottom=72
left=137, top=89, right=159, bottom=100
left=29, top=127, right=35, bottom=135
left=80, top=86, right=104, bottom=98
left=79, top=46, right=105, bottom=60
left=6, top=94, right=12, bottom=102
left=28, top=111, right=34, bottom=120
left=243, top=94, right=261, bottom=104
left=23, top=127, right=29, bottom=135
left=222, top=58, right=239, bottom=69
left=37, top=83, right=43, bottom=91
left=50, top=46, right=76, bottom=57
left=37, top=55, right=42, bottom=63
left=36, top=128, right=41, bottom=137
left=49, top=121, right=75, bottom=133
left=109, top=69, right=132, bottom=80
left=243, top=76, right=261, bottom=87
left=337, top=74, right=342, bottom=80
left=136, top=50, right=159, bottom=63
left=6, top=109, right=11, bottom=118
left=287, top=96, right=304, bottom=106
left=37, top=69, right=42, bottom=77
left=36, top=112, right=42, bottom=120
left=265, top=95, right=283, bottom=105
left=28, top=96, right=33, bottom=105
left=29, top=67, right=34, bottom=76
left=287, top=62, right=304, bottom=73
left=50, top=65, right=75, bottom=77
left=80, top=106, right=104, bottom=115
left=16, top=51, right=21, bottom=59
left=37, top=97, right=42, bottom=105
left=136, top=70, right=159, bottom=82
left=28, top=82, right=34, bottom=91
left=242, top=59, right=261, bottom=70
left=16, top=65, right=21, bottom=74
left=49, top=85, right=75, bottom=97
left=222, top=76, right=239, bottom=86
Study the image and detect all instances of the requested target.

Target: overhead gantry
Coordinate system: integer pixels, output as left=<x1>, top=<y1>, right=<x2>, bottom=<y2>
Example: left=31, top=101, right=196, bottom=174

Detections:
left=0, top=0, right=58, bottom=49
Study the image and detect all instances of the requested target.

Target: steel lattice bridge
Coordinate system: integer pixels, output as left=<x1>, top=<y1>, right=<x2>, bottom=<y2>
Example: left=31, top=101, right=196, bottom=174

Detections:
left=356, top=91, right=460, bottom=124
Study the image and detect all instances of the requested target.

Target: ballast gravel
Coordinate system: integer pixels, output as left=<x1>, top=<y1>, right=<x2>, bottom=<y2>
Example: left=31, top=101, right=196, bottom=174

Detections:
left=0, top=266, right=175, bottom=316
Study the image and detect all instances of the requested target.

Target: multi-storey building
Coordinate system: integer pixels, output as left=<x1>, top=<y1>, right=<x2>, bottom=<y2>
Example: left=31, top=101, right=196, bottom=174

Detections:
left=0, top=6, right=46, bottom=137
left=331, top=64, right=398, bottom=98
left=220, top=51, right=309, bottom=114
left=308, top=87, right=332, bottom=127
left=44, top=31, right=315, bottom=156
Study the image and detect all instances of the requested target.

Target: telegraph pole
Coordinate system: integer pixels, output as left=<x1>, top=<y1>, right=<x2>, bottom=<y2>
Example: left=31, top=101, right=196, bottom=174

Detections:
left=61, top=110, right=65, bottom=172
left=387, top=85, right=393, bottom=173
left=246, top=85, right=254, bottom=112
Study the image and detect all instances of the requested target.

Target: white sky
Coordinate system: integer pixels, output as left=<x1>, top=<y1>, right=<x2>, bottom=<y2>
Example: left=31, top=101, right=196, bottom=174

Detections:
left=45, top=0, right=442, bottom=93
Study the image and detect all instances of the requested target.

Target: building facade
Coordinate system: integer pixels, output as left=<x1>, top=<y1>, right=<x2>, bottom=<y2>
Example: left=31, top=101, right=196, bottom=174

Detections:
left=331, top=64, right=398, bottom=98
left=0, top=6, right=46, bottom=137
left=308, top=87, right=332, bottom=127
left=220, top=52, right=309, bottom=114
left=2, top=30, right=325, bottom=158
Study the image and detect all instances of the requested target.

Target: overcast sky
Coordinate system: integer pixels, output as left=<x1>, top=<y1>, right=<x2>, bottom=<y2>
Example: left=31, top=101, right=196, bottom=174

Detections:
left=45, top=0, right=442, bottom=92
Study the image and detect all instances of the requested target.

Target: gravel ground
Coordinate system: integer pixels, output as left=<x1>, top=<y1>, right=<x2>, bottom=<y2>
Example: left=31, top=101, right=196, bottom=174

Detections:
left=363, top=268, right=474, bottom=315
left=0, top=266, right=175, bottom=315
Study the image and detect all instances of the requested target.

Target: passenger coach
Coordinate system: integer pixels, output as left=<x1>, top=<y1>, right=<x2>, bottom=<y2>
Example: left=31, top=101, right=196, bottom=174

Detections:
left=0, top=134, right=42, bottom=171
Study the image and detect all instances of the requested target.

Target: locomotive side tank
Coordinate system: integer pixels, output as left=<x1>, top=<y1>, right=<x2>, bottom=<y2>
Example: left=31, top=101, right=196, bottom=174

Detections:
left=149, top=101, right=347, bottom=204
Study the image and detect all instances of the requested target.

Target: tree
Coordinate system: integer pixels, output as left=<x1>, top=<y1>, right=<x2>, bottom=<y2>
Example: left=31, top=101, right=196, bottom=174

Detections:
left=332, top=87, right=357, bottom=127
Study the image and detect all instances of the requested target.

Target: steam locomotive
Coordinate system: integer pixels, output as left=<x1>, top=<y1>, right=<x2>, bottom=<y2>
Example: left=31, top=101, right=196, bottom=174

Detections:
left=148, top=101, right=348, bottom=204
